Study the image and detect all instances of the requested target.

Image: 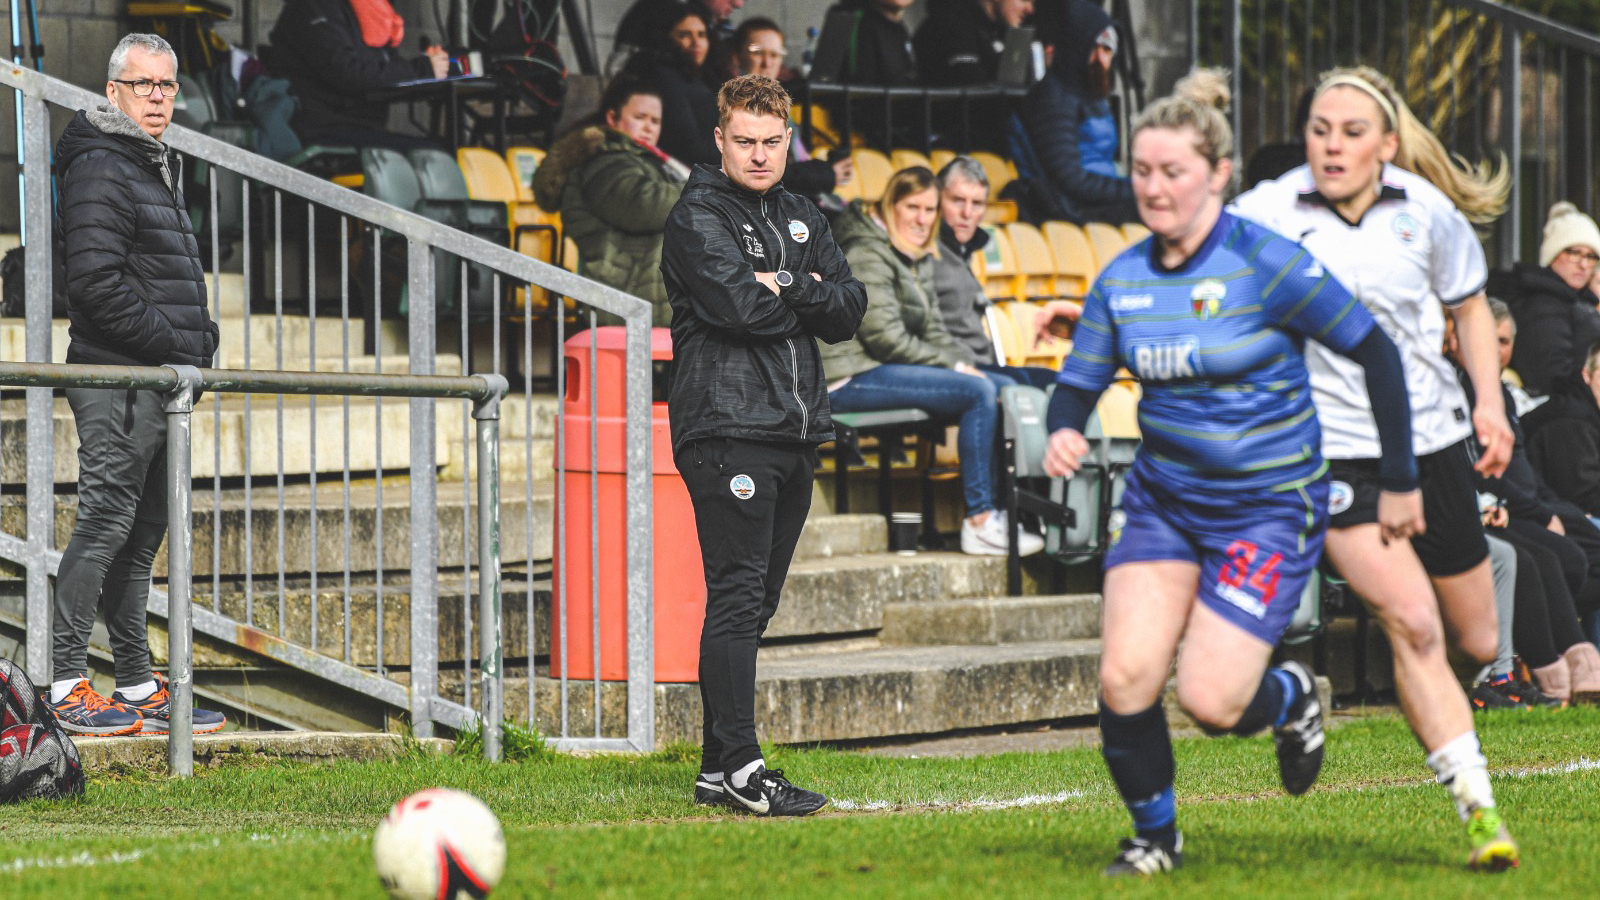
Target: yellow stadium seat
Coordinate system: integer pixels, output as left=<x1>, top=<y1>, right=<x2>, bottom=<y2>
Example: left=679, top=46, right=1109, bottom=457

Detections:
left=836, top=147, right=894, bottom=203
left=1005, top=222, right=1057, bottom=300
left=561, top=236, right=580, bottom=273
left=982, top=199, right=1018, bottom=225
left=1095, top=381, right=1141, bottom=438
left=795, top=103, right=842, bottom=153
left=969, top=151, right=1016, bottom=198
left=1122, top=222, right=1151, bottom=245
left=972, top=224, right=1020, bottom=302
left=928, top=148, right=957, bottom=173
left=1000, top=301, right=1069, bottom=369
left=458, top=147, right=559, bottom=256
left=504, top=146, right=546, bottom=205
left=1085, top=221, right=1129, bottom=270
left=890, top=148, right=933, bottom=172
left=1042, top=221, right=1096, bottom=298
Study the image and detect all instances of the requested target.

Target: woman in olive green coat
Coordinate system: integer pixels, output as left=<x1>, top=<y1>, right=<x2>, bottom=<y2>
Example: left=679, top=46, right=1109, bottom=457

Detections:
left=534, top=77, right=689, bottom=326
left=823, top=166, right=1043, bottom=556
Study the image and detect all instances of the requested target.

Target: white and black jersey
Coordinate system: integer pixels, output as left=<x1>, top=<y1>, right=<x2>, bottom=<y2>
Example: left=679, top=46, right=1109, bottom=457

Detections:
left=1232, top=164, right=1486, bottom=459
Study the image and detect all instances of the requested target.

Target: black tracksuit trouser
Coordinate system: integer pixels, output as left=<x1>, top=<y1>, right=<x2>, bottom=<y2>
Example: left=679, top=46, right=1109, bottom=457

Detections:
left=52, top=386, right=167, bottom=687
left=676, top=436, right=814, bottom=776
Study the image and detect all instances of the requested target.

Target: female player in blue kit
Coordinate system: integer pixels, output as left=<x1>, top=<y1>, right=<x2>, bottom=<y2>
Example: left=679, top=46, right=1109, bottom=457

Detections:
left=1042, top=70, right=1420, bottom=876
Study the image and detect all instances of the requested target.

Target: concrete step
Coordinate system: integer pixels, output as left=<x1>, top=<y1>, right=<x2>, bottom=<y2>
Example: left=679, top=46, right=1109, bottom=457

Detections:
left=76, top=732, right=454, bottom=771
left=764, top=551, right=1006, bottom=639
left=880, top=593, right=1102, bottom=645
left=461, top=638, right=1103, bottom=746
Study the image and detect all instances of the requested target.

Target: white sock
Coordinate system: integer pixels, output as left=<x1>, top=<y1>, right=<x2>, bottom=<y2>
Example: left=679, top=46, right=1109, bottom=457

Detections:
left=50, top=678, right=86, bottom=705
left=699, top=772, right=724, bottom=783
left=1426, top=731, right=1494, bottom=821
left=730, top=758, right=765, bottom=789
left=116, top=680, right=158, bottom=702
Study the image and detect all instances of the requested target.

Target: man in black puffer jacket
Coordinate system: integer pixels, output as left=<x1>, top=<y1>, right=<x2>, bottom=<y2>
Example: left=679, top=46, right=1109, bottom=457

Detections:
left=663, top=75, right=865, bottom=818
left=47, top=33, right=225, bottom=738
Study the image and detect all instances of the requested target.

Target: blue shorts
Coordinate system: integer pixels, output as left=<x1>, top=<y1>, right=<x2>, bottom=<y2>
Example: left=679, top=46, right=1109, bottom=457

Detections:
left=1104, top=464, right=1329, bottom=645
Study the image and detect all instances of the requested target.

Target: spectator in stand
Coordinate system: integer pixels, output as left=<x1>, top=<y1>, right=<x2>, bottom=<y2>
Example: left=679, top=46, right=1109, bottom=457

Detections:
left=268, top=0, right=449, bottom=152
left=533, top=77, right=687, bottom=326
left=1524, top=340, right=1600, bottom=520
left=931, top=156, right=1058, bottom=388
left=1446, top=305, right=1600, bottom=706
left=731, top=18, right=853, bottom=206
left=624, top=3, right=723, bottom=167
left=821, top=166, right=1045, bottom=557
left=1005, top=0, right=1138, bottom=225
left=826, top=0, right=918, bottom=86
left=915, top=0, right=1035, bottom=86
left=611, top=0, right=742, bottom=76
left=1490, top=202, right=1600, bottom=397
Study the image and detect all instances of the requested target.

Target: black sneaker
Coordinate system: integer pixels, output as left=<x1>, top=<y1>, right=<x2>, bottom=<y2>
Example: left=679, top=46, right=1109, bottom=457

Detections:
left=1510, top=680, right=1564, bottom=709
left=693, top=773, right=728, bottom=807
left=721, top=767, right=828, bottom=817
left=1471, top=678, right=1529, bottom=711
left=1103, top=833, right=1182, bottom=876
left=1272, top=661, right=1324, bottom=796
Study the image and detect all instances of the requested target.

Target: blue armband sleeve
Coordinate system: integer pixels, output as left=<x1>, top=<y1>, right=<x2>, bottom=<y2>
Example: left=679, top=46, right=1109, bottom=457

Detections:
left=1344, top=328, right=1418, bottom=492
left=1046, top=382, right=1101, bottom=435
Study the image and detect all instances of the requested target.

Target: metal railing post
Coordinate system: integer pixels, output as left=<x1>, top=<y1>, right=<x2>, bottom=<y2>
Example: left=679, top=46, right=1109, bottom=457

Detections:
left=623, top=317, right=654, bottom=753
left=1501, top=22, right=1524, bottom=268
left=22, top=90, right=52, bottom=685
left=474, top=374, right=508, bottom=761
left=163, top=365, right=201, bottom=777
left=407, top=240, right=440, bottom=739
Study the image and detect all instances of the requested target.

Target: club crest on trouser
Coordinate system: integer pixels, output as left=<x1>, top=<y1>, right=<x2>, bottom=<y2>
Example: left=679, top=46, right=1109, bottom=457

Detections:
left=788, top=219, right=809, bottom=243
left=729, top=474, right=756, bottom=500
left=1190, top=278, right=1226, bottom=320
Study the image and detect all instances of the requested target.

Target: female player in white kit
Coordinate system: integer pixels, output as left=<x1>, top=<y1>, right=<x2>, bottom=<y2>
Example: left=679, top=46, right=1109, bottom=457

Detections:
left=1233, top=65, right=1519, bottom=871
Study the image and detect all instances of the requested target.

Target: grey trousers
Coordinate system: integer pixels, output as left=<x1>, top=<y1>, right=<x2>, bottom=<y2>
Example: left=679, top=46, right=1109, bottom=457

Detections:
left=1480, top=534, right=1518, bottom=683
left=52, top=386, right=167, bottom=687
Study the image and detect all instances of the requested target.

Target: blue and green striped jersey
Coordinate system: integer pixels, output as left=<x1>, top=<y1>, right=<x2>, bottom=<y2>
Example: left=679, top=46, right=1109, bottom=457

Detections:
left=1057, top=210, right=1375, bottom=492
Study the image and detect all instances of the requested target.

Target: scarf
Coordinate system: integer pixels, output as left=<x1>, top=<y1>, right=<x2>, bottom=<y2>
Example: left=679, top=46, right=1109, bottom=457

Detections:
left=349, top=0, right=404, bottom=49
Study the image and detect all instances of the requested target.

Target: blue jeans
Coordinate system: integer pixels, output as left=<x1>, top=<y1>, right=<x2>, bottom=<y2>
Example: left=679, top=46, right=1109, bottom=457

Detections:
left=829, top=363, right=1015, bottom=517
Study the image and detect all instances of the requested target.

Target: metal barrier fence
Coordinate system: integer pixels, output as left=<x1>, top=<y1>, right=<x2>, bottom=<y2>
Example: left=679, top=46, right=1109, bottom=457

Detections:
left=1193, top=0, right=1600, bottom=265
left=0, top=361, right=505, bottom=772
left=0, top=62, right=655, bottom=754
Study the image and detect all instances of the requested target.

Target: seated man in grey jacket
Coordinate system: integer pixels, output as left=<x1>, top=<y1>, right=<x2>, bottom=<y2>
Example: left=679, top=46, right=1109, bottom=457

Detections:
left=932, top=156, right=1057, bottom=390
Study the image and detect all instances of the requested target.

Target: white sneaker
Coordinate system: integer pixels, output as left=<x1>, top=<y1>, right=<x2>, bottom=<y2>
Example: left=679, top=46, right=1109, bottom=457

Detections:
left=960, top=511, right=1044, bottom=557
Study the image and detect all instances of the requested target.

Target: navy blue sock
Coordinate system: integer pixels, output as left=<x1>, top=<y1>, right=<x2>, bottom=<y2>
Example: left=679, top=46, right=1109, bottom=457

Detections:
left=1229, top=667, right=1296, bottom=736
left=1100, top=699, right=1177, bottom=845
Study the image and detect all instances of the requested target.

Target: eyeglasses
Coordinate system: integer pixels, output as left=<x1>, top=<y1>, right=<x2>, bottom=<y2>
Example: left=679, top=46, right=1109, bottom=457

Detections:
left=1563, top=247, right=1600, bottom=265
left=744, top=46, right=786, bottom=58
left=112, top=79, right=180, bottom=98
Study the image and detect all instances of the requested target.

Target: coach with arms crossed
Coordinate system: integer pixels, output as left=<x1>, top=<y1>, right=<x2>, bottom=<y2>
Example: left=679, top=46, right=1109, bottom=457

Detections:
left=47, top=33, right=225, bottom=736
left=663, top=74, right=867, bottom=816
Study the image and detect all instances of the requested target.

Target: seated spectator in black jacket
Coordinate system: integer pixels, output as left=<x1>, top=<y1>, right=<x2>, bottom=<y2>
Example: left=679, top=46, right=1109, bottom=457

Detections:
left=931, top=156, right=1055, bottom=389
left=623, top=3, right=722, bottom=167
left=828, top=0, right=918, bottom=87
left=1004, top=0, right=1137, bottom=225
left=1524, top=339, right=1600, bottom=520
left=731, top=18, right=853, bottom=206
left=914, top=0, right=1034, bottom=86
left=611, top=0, right=741, bottom=78
left=1492, top=202, right=1600, bottom=396
left=268, top=0, right=448, bottom=152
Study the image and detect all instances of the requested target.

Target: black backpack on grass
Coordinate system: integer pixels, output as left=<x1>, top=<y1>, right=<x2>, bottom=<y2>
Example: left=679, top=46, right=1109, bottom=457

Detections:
left=0, top=658, right=84, bottom=802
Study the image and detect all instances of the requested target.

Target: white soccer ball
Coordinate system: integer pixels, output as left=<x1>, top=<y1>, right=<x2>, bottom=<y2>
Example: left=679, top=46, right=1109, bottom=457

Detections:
left=373, top=788, right=507, bottom=900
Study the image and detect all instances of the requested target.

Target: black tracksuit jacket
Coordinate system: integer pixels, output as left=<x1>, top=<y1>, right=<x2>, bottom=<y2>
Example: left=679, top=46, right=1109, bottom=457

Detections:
left=662, top=165, right=867, bottom=453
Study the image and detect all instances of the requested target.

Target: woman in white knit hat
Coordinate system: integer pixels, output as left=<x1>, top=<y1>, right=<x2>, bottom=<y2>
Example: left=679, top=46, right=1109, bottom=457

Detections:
left=1492, top=201, right=1600, bottom=396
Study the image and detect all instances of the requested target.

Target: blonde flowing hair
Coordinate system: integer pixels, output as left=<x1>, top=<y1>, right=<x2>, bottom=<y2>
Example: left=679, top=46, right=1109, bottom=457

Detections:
left=1313, top=65, right=1509, bottom=224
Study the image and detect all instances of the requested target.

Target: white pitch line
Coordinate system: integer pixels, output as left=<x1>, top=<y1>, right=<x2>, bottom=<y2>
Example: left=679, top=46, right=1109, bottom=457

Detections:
left=1501, top=756, right=1600, bottom=778
left=832, top=789, right=1087, bottom=812
left=0, top=848, right=146, bottom=874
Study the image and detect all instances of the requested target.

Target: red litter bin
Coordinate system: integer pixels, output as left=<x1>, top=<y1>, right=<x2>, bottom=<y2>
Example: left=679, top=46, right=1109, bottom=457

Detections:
left=550, top=325, right=705, bottom=682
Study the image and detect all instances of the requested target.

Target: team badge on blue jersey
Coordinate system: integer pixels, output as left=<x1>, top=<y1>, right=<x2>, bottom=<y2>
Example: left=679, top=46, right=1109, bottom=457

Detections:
left=729, top=474, right=755, bottom=500
left=1392, top=213, right=1419, bottom=243
left=1190, top=278, right=1226, bottom=319
left=788, top=220, right=809, bottom=243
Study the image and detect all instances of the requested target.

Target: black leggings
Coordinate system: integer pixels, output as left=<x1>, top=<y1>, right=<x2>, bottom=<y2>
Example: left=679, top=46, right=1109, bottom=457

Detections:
left=1491, top=525, right=1587, bottom=668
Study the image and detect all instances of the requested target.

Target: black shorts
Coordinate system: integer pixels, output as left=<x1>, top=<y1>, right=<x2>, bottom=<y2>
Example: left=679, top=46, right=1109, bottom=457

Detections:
left=1326, top=438, right=1489, bottom=577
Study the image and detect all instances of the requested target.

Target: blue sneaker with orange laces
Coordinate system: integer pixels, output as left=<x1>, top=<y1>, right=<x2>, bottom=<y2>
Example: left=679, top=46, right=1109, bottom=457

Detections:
left=48, top=679, right=142, bottom=736
left=113, top=674, right=226, bottom=735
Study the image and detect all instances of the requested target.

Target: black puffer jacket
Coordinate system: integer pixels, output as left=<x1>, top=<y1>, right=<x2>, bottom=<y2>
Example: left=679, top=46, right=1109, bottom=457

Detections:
left=662, top=166, right=867, bottom=451
left=1523, top=386, right=1600, bottom=516
left=268, top=0, right=436, bottom=136
left=55, top=108, right=216, bottom=368
left=1492, top=262, right=1600, bottom=396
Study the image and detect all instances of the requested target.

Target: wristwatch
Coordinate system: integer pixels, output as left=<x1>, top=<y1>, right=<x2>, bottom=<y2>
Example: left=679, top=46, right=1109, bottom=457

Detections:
left=774, top=270, right=795, bottom=289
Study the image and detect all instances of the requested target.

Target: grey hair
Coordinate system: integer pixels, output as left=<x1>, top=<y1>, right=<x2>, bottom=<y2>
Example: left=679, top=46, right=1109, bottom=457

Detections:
left=937, top=156, right=989, bottom=193
left=1486, top=296, right=1516, bottom=336
left=108, top=33, right=177, bottom=81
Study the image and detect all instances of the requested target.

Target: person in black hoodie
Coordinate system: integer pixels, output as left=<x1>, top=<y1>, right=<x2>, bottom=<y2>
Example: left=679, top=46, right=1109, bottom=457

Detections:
left=1524, top=339, right=1600, bottom=518
left=623, top=3, right=724, bottom=166
left=1004, top=0, right=1138, bottom=225
left=914, top=0, right=1034, bottom=87
left=1493, top=202, right=1600, bottom=396
left=48, top=33, right=225, bottom=738
left=662, top=75, right=866, bottom=817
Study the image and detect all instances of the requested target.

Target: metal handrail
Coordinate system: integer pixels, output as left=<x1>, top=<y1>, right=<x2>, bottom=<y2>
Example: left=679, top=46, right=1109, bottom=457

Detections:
left=0, top=360, right=508, bottom=774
